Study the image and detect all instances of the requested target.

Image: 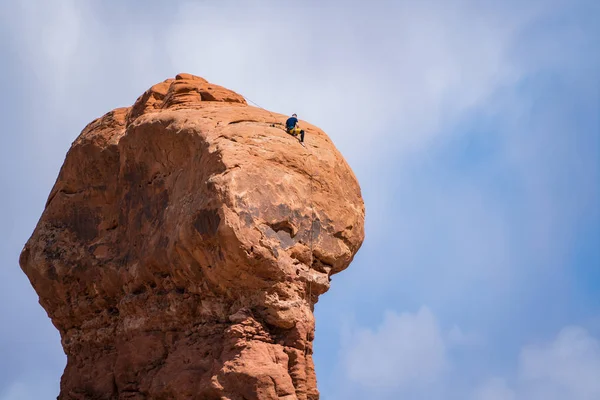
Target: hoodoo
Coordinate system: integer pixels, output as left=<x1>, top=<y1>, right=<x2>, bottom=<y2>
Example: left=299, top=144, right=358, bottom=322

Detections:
left=20, top=73, right=365, bottom=400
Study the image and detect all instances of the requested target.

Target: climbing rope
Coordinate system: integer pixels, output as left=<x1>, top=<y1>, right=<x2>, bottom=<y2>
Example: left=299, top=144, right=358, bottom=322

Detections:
left=242, top=95, right=281, bottom=127
left=303, top=151, right=317, bottom=358
left=242, top=94, right=266, bottom=111
left=242, top=91, right=315, bottom=306
left=307, top=152, right=316, bottom=308
left=243, top=92, right=316, bottom=355
left=241, top=93, right=308, bottom=147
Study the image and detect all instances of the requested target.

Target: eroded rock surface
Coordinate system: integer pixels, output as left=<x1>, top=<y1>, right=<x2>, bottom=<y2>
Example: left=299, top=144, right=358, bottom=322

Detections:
left=20, top=73, right=365, bottom=400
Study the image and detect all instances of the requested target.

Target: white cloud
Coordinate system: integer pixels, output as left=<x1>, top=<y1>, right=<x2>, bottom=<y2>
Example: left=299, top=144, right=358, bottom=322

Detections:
left=473, top=378, right=516, bottom=400
left=474, top=326, right=600, bottom=400
left=0, top=382, right=30, bottom=400
left=343, top=306, right=447, bottom=389
left=448, top=325, right=485, bottom=347
left=342, top=317, right=600, bottom=400
left=161, top=0, right=532, bottom=162
left=2, top=0, right=542, bottom=167
left=518, top=326, right=600, bottom=400
left=0, top=378, right=59, bottom=400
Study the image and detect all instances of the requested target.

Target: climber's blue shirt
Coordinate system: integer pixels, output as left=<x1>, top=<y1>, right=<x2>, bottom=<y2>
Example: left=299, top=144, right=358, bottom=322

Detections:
left=285, top=117, right=298, bottom=130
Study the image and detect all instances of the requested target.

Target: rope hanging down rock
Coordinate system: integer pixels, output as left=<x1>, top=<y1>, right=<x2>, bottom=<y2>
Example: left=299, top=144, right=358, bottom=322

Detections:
left=243, top=93, right=317, bottom=356
left=307, top=152, right=316, bottom=308
left=304, top=151, right=317, bottom=358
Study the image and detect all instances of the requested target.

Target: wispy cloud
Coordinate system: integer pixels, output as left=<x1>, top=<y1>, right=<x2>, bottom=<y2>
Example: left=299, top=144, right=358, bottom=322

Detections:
left=340, top=309, right=600, bottom=400
left=475, top=326, right=600, bottom=400
left=343, top=306, right=448, bottom=389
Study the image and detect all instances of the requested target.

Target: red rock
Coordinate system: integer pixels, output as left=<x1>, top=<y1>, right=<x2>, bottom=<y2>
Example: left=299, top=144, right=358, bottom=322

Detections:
left=20, top=73, right=365, bottom=400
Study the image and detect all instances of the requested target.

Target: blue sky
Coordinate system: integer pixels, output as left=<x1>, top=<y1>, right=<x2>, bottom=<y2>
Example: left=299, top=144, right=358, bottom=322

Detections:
left=0, top=1, right=598, bottom=399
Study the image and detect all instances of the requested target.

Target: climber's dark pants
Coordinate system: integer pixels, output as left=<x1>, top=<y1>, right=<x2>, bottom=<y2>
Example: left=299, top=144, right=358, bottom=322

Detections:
left=287, top=127, right=305, bottom=142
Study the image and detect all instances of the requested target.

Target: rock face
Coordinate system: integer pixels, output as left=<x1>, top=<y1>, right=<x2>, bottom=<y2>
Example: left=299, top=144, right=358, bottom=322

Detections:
left=20, top=73, right=365, bottom=400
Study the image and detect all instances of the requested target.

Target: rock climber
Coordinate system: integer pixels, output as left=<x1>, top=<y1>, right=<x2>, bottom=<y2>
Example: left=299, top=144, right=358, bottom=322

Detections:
left=285, top=113, right=305, bottom=145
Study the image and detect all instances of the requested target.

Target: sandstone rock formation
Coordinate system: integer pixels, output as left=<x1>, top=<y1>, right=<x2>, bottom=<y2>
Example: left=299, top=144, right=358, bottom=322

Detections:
left=20, top=73, right=365, bottom=400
